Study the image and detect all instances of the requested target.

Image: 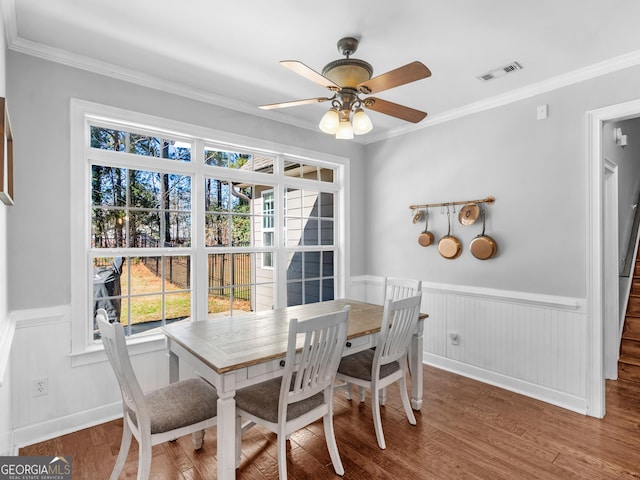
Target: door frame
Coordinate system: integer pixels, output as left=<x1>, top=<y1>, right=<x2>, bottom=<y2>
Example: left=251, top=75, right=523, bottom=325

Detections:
left=587, top=98, right=640, bottom=418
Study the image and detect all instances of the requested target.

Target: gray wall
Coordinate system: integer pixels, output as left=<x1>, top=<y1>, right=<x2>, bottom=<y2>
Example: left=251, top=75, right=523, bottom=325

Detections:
left=363, top=65, right=640, bottom=299
left=6, top=51, right=366, bottom=311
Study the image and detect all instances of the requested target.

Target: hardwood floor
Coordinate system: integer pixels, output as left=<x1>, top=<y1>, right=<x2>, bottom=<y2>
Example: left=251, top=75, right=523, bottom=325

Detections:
left=20, top=365, right=640, bottom=479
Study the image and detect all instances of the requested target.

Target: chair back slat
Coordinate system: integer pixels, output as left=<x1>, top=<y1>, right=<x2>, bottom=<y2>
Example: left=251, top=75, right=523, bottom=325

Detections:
left=96, top=309, right=149, bottom=428
left=375, top=295, right=422, bottom=366
left=384, top=277, right=422, bottom=302
left=280, top=306, right=350, bottom=411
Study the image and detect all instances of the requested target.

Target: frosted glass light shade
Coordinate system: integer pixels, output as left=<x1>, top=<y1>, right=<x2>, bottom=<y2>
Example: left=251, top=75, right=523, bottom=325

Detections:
left=335, top=119, right=354, bottom=139
left=319, top=109, right=339, bottom=134
left=352, top=108, right=373, bottom=135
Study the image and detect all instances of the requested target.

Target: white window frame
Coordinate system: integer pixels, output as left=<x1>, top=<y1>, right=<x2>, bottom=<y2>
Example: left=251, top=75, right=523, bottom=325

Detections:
left=69, top=99, right=350, bottom=363
left=261, top=190, right=275, bottom=268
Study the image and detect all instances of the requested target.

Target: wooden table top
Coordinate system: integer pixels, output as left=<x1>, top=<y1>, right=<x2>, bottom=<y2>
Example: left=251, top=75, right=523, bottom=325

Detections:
left=162, top=299, right=424, bottom=374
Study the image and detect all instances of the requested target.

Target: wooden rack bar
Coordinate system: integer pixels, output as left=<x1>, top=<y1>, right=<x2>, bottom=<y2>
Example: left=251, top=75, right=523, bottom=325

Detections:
left=409, top=195, right=495, bottom=210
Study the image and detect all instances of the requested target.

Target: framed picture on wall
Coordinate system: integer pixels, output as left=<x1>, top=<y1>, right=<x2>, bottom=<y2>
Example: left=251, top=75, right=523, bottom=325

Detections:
left=0, top=96, right=14, bottom=205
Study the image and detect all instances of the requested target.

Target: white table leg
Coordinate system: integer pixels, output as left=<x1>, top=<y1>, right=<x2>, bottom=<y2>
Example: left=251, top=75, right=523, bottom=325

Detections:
left=168, top=346, right=179, bottom=384
left=410, top=324, right=424, bottom=410
left=217, top=392, right=237, bottom=480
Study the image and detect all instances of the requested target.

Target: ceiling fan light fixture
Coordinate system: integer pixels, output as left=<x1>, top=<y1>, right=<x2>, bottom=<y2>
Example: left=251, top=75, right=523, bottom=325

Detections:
left=352, top=108, right=373, bottom=135
left=335, top=117, right=354, bottom=140
left=322, top=59, right=373, bottom=88
left=319, top=108, right=340, bottom=134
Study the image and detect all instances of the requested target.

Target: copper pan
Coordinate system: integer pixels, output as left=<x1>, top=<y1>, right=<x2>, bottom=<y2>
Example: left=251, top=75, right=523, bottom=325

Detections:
left=438, top=208, right=462, bottom=259
left=418, top=210, right=434, bottom=247
left=459, top=203, right=480, bottom=225
left=470, top=208, right=497, bottom=260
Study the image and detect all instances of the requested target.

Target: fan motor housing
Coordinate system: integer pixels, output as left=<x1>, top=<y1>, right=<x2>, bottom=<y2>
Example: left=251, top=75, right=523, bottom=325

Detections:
left=322, top=58, right=373, bottom=88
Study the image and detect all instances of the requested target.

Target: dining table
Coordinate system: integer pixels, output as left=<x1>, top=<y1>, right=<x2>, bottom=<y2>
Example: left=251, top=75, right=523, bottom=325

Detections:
left=162, top=298, right=427, bottom=480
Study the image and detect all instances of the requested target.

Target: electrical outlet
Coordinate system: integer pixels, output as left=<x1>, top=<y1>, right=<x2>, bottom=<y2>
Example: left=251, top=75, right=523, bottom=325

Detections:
left=536, top=104, right=548, bottom=120
left=33, top=377, right=49, bottom=397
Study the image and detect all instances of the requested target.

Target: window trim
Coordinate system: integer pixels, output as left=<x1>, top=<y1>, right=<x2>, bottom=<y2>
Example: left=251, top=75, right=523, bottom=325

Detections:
left=261, top=189, right=275, bottom=269
left=70, top=99, right=350, bottom=359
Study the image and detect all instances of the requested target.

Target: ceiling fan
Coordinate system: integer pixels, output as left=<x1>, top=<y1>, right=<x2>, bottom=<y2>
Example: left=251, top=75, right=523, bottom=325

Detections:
left=259, top=37, right=431, bottom=139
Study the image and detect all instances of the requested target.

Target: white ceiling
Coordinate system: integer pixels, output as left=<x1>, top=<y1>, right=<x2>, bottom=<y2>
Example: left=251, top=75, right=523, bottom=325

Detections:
left=5, top=0, right=640, bottom=142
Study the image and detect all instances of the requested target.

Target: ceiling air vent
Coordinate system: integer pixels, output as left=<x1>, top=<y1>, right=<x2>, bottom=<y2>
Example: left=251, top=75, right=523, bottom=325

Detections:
left=478, top=61, right=523, bottom=82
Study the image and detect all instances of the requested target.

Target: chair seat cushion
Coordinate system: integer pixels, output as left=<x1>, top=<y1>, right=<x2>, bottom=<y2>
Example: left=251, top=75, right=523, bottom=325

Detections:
left=235, top=376, right=324, bottom=424
left=143, top=377, right=218, bottom=434
left=338, top=349, right=400, bottom=381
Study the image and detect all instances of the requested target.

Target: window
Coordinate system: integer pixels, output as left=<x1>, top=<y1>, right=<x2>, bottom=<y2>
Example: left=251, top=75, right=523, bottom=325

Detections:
left=71, top=100, right=348, bottom=355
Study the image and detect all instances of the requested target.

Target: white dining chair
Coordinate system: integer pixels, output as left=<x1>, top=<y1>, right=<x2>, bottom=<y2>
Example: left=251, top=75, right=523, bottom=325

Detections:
left=234, top=306, right=350, bottom=480
left=336, top=294, right=422, bottom=449
left=346, top=276, right=422, bottom=403
left=96, top=309, right=218, bottom=480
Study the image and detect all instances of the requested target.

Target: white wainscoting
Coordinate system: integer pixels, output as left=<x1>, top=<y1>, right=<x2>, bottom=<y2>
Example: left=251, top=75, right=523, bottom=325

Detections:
left=10, top=306, right=171, bottom=448
left=0, top=314, right=15, bottom=454
left=350, top=276, right=589, bottom=414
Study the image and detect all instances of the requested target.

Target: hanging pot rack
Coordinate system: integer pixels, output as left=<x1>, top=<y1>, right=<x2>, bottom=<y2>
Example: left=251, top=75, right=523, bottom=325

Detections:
left=409, top=195, right=495, bottom=211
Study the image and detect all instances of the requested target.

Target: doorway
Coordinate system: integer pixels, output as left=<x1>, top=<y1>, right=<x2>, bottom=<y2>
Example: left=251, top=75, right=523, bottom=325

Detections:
left=588, top=98, right=640, bottom=418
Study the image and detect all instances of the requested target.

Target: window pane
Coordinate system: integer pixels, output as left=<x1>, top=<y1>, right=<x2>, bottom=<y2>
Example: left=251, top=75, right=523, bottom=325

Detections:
left=163, top=256, right=190, bottom=291
left=232, top=215, right=251, bottom=246
left=90, top=126, right=191, bottom=162
left=125, top=294, right=163, bottom=332
left=165, top=291, right=191, bottom=323
left=287, top=252, right=303, bottom=281
left=322, top=278, right=335, bottom=301
left=305, top=280, right=320, bottom=303
left=205, top=179, right=230, bottom=212
left=303, top=218, right=319, bottom=245
left=92, top=257, right=124, bottom=327
left=92, top=166, right=126, bottom=207
left=319, top=167, right=334, bottom=183
left=91, top=127, right=126, bottom=151
left=286, top=217, right=303, bottom=247
left=304, top=251, right=321, bottom=278
left=204, top=148, right=274, bottom=173
left=129, top=211, right=160, bottom=247
left=167, top=212, right=192, bottom=247
left=128, top=134, right=191, bottom=162
left=129, top=257, right=162, bottom=296
left=208, top=253, right=274, bottom=315
left=253, top=155, right=274, bottom=174
left=320, top=192, right=334, bottom=218
left=205, top=213, right=230, bottom=247
left=130, top=170, right=161, bottom=209
left=284, top=160, right=301, bottom=178
left=287, top=281, right=302, bottom=307
left=320, top=219, right=334, bottom=246
left=92, top=208, right=127, bottom=248
left=322, top=251, right=334, bottom=277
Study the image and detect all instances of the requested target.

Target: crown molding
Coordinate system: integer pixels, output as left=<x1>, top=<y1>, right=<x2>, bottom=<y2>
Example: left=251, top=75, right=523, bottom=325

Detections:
left=364, top=48, right=640, bottom=144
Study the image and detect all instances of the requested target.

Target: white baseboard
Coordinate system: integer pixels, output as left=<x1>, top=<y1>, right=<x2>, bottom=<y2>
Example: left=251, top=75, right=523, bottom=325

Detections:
left=13, top=402, right=123, bottom=449
left=423, top=353, right=588, bottom=415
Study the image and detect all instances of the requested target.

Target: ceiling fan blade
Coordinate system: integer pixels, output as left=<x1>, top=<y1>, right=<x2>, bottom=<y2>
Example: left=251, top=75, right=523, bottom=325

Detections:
left=358, top=61, right=431, bottom=95
left=363, top=97, right=427, bottom=123
left=280, top=60, right=341, bottom=91
left=259, top=97, right=331, bottom=110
